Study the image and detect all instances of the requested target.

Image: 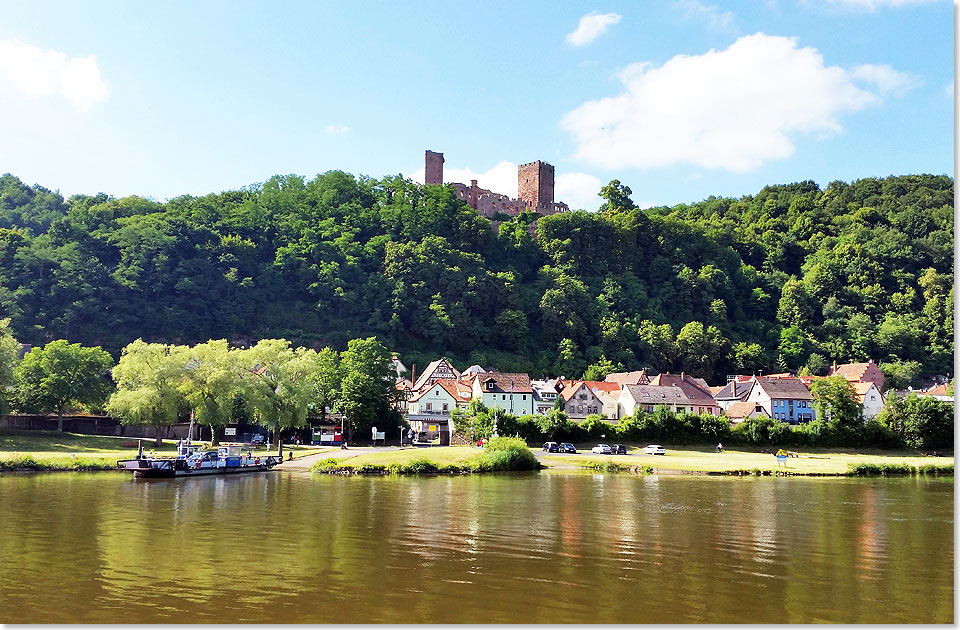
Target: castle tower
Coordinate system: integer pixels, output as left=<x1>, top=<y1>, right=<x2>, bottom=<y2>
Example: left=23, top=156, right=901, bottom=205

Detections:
left=425, top=150, right=444, bottom=186
left=517, top=161, right=555, bottom=208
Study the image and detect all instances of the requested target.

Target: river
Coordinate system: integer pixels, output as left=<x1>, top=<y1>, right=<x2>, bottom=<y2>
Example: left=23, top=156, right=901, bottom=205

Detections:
left=0, top=470, right=952, bottom=623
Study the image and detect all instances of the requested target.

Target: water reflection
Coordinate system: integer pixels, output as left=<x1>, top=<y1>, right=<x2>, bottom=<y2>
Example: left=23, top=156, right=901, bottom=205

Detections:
left=0, top=472, right=952, bottom=623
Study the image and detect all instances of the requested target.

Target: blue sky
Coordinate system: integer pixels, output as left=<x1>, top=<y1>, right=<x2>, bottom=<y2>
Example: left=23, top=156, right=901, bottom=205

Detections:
left=0, top=0, right=953, bottom=210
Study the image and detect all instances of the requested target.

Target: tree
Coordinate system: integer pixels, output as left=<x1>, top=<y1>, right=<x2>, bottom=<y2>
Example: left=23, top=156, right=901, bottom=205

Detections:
left=108, top=340, right=186, bottom=447
left=336, top=337, right=400, bottom=445
left=777, top=325, right=809, bottom=370
left=675, top=321, right=726, bottom=378
left=583, top=355, right=620, bottom=381
left=879, top=360, right=922, bottom=391
left=14, top=339, right=114, bottom=431
left=311, top=347, right=342, bottom=424
left=636, top=320, right=675, bottom=372
left=178, top=340, right=241, bottom=444
left=729, top=342, right=766, bottom=375
left=598, top=180, right=638, bottom=215
left=877, top=394, right=953, bottom=450
left=238, top=339, right=318, bottom=447
left=810, top=375, right=862, bottom=433
left=0, top=318, right=21, bottom=415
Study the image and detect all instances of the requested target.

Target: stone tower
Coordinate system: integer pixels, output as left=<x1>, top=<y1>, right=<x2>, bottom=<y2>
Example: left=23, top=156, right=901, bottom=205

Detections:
left=517, top=161, right=555, bottom=208
left=425, top=150, right=444, bottom=186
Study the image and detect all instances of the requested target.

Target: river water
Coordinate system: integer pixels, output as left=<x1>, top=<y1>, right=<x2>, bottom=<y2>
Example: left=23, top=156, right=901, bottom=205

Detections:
left=0, top=470, right=952, bottom=623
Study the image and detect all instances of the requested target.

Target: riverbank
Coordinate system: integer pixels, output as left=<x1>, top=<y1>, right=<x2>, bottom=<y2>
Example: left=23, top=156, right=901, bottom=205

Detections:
left=0, top=429, right=332, bottom=471
left=309, top=444, right=953, bottom=477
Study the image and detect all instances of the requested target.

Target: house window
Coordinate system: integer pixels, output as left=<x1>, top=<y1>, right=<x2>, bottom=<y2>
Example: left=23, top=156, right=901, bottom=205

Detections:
left=486, top=381, right=494, bottom=391
left=870, top=395, right=876, bottom=401
left=425, top=403, right=432, bottom=411
left=522, top=395, right=527, bottom=400
left=442, top=403, right=448, bottom=412
left=502, top=395, right=506, bottom=400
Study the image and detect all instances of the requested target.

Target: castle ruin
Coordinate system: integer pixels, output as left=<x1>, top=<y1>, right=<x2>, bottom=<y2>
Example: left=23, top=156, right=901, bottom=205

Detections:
left=424, top=150, right=569, bottom=219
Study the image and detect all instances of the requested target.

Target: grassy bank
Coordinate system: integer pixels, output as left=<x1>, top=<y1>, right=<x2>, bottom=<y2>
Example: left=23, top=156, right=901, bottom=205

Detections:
left=0, top=429, right=332, bottom=471
left=542, top=445, right=954, bottom=476
left=311, top=437, right=540, bottom=475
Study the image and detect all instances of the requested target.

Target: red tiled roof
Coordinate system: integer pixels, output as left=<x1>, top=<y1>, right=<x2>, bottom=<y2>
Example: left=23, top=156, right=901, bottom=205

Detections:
left=725, top=401, right=768, bottom=419
left=477, top=371, right=533, bottom=393
left=583, top=380, right=621, bottom=394
left=924, top=383, right=950, bottom=396
left=647, top=373, right=718, bottom=406
left=604, top=370, right=649, bottom=385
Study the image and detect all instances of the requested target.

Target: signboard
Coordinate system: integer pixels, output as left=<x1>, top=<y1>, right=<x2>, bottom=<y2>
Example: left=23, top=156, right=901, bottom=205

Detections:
left=428, top=425, right=436, bottom=432
left=374, top=432, right=385, bottom=441
left=224, top=427, right=236, bottom=436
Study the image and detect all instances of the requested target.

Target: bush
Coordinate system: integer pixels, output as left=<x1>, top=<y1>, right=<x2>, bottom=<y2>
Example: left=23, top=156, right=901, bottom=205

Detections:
left=479, top=436, right=540, bottom=471
left=847, top=462, right=915, bottom=476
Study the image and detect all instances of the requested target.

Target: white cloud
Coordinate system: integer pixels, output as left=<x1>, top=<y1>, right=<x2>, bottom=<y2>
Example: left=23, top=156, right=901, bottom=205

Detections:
left=850, top=64, right=920, bottom=95
left=324, top=124, right=349, bottom=134
left=561, top=33, right=900, bottom=173
left=556, top=172, right=603, bottom=210
left=826, top=0, right=937, bottom=10
left=672, top=0, right=736, bottom=31
left=565, top=12, right=622, bottom=47
left=0, top=39, right=108, bottom=111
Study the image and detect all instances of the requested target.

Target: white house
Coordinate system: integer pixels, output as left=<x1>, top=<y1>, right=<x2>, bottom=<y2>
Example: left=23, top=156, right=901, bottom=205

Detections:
left=853, top=382, right=885, bottom=419
left=618, top=384, right=702, bottom=418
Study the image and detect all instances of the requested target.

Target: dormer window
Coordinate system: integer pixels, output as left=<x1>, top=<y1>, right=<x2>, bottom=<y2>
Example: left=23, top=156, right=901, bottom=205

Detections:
left=485, top=381, right=494, bottom=391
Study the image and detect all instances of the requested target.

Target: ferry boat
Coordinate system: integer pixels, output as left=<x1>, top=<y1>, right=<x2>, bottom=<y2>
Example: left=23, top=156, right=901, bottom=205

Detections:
left=117, top=442, right=281, bottom=478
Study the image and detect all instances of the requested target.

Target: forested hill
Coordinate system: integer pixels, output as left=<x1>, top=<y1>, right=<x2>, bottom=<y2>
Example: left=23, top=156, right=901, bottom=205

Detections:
left=0, top=171, right=952, bottom=386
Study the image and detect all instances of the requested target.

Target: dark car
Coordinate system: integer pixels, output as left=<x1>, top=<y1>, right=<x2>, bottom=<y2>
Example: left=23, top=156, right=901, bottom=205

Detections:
left=250, top=434, right=265, bottom=446
left=611, top=444, right=627, bottom=455
left=542, top=442, right=560, bottom=452
left=559, top=442, right=577, bottom=453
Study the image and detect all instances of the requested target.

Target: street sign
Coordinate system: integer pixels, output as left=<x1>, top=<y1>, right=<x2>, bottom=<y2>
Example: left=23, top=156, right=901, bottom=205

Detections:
left=224, top=427, right=236, bottom=436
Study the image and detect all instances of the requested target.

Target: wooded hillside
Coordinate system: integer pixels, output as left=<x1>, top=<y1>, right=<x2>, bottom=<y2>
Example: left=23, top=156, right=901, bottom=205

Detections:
left=0, top=171, right=952, bottom=385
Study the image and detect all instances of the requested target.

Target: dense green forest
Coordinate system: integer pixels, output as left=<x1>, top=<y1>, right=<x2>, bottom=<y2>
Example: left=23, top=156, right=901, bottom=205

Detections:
left=0, top=171, right=952, bottom=385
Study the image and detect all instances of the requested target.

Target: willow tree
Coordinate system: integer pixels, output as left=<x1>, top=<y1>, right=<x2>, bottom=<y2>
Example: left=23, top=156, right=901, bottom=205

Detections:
left=238, top=339, right=317, bottom=448
left=108, top=339, right=185, bottom=446
left=14, top=339, right=114, bottom=432
left=178, top=340, right=241, bottom=444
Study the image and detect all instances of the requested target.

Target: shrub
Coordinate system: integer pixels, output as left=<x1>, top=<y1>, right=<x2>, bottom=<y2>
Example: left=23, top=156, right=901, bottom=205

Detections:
left=480, top=436, right=540, bottom=471
left=847, top=462, right=915, bottom=476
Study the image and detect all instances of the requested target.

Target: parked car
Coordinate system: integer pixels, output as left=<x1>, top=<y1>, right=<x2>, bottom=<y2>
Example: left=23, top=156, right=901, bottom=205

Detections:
left=542, top=442, right=560, bottom=452
left=559, top=442, right=577, bottom=453
left=641, top=444, right=666, bottom=455
left=611, top=444, right=627, bottom=455
left=591, top=444, right=612, bottom=454
left=250, top=434, right=265, bottom=446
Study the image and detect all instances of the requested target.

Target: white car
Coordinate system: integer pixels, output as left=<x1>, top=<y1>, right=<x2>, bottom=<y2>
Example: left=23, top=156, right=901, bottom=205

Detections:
left=642, top=444, right=666, bottom=455
left=591, top=444, right=612, bottom=454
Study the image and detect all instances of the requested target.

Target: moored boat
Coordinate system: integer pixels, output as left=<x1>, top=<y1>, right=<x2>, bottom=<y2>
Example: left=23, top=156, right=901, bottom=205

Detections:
left=117, top=442, right=281, bottom=478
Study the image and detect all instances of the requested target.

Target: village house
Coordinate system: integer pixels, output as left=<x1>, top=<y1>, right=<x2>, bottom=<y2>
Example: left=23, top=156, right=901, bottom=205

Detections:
left=646, top=372, right=721, bottom=416
left=558, top=380, right=606, bottom=421
left=604, top=370, right=650, bottom=386
left=745, top=377, right=815, bottom=424
left=723, top=400, right=770, bottom=423
left=853, top=382, right=885, bottom=419
left=617, top=384, right=705, bottom=418
left=405, top=379, right=472, bottom=446
left=530, top=378, right=563, bottom=415
left=712, top=376, right=754, bottom=410
left=411, top=357, right=461, bottom=392
left=467, top=371, right=535, bottom=416
left=829, top=359, right=885, bottom=390
left=913, top=382, right=954, bottom=405
left=583, top=381, right=621, bottom=419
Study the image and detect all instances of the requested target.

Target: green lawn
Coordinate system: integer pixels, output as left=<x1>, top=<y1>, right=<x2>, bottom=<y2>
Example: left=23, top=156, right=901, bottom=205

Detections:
left=0, top=429, right=334, bottom=471
left=543, top=444, right=954, bottom=475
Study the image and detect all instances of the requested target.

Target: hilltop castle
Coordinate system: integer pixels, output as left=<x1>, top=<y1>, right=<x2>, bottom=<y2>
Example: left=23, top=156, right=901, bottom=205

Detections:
left=425, top=150, right=569, bottom=219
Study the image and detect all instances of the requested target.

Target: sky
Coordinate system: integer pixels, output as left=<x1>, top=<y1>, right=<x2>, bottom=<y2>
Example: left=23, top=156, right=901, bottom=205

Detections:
left=0, top=0, right=953, bottom=211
